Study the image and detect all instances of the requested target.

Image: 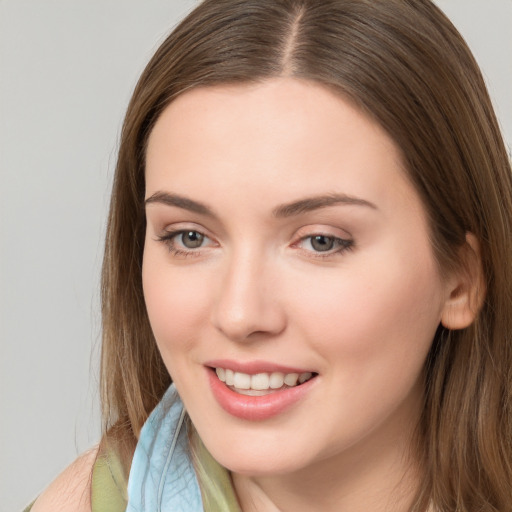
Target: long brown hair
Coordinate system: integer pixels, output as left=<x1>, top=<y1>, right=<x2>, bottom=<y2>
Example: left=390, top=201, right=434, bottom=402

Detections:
left=100, top=1, right=512, bottom=509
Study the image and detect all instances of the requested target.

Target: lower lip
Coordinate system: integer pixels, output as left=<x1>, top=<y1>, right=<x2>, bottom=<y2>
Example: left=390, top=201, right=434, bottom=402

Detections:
left=207, top=368, right=317, bottom=421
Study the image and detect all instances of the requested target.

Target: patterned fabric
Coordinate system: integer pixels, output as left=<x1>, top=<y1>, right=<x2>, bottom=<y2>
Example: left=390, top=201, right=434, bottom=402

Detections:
left=126, top=384, right=204, bottom=511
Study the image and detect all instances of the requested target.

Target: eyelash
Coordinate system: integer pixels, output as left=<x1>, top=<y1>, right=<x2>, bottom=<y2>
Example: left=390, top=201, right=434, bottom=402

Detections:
left=155, top=229, right=354, bottom=259
left=155, top=229, right=212, bottom=258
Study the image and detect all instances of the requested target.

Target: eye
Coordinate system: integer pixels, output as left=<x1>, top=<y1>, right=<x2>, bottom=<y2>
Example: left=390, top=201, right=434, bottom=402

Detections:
left=179, top=230, right=205, bottom=249
left=310, top=235, right=336, bottom=252
left=297, top=234, right=354, bottom=256
left=155, top=228, right=214, bottom=256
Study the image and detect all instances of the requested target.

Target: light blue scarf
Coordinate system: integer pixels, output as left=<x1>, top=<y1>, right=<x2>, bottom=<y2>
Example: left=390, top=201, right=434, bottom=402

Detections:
left=126, top=385, right=204, bottom=512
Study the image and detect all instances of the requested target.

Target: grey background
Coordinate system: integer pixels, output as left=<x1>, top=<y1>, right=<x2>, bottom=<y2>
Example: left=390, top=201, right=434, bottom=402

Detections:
left=1, top=1, right=510, bottom=510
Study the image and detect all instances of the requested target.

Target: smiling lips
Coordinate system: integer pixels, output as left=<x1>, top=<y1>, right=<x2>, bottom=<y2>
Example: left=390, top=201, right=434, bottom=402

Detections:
left=206, top=362, right=317, bottom=420
left=215, top=367, right=314, bottom=395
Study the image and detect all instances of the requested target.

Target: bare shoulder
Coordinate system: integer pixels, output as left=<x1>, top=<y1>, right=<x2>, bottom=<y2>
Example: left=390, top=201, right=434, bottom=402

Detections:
left=31, top=445, right=99, bottom=512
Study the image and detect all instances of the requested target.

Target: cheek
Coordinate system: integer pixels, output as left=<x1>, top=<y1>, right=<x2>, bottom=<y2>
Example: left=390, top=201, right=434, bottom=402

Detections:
left=281, top=252, right=444, bottom=443
left=142, top=250, right=211, bottom=358
left=287, top=247, right=444, bottom=371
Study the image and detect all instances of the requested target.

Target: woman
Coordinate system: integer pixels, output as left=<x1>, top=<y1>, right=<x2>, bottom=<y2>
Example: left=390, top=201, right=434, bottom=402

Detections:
left=31, top=0, right=512, bottom=510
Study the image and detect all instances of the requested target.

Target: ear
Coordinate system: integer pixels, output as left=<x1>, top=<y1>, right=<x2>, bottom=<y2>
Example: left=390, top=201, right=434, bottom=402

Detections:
left=440, top=233, right=486, bottom=330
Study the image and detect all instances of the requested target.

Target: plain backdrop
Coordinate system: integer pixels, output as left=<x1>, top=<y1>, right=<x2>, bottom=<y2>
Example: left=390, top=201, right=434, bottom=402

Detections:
left=1, top=1, right=511, bottom=510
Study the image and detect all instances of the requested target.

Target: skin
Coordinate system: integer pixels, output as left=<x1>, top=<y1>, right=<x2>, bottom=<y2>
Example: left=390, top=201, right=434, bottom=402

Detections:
left=142, top=78, right=466, bottom=512
left=31, top=446, right=98, bottom=512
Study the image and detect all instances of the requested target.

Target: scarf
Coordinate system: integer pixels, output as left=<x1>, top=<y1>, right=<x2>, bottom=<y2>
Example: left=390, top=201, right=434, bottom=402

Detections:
left=126, top=385, right=204, bottom=512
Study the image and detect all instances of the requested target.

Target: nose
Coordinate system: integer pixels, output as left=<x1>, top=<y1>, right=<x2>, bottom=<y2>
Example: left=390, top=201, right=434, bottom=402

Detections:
left=211, top=249, right=287, bottom=342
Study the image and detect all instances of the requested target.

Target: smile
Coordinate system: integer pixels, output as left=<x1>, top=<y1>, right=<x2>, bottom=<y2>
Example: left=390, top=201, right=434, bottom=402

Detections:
left=215, top=367, right=314, bottom=395
left=207, top=364, right=318, bottom=420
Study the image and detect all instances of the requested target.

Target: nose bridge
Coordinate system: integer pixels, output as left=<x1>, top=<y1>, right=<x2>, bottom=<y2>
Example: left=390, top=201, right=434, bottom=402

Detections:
left=212, top=244, right=285, bottom=341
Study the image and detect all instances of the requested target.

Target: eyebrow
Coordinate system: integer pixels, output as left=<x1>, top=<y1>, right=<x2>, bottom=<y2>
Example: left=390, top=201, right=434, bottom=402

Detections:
left=272, top=193, right=377, bottom=217
left=144, top=191, right=377, bottom=218
left=145, top=191, right=217, bottom=217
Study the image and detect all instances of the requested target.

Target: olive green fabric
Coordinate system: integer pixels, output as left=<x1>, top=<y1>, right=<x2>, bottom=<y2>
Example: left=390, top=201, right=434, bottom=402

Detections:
left=91, top=447, right=128, bottom=511
left=23, top=500, right=35, bottom=512
left=195, top=434, right=242, bottom=512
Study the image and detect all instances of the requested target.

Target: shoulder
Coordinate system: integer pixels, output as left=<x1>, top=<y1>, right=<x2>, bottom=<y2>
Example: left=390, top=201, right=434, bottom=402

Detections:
left=30, top=445, right=99, bottom=512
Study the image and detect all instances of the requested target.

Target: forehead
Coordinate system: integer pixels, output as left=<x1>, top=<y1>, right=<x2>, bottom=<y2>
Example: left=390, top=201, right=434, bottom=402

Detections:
left=145, top=78, right=415, bottom=215
left=147, top=78, right=396, bottom=158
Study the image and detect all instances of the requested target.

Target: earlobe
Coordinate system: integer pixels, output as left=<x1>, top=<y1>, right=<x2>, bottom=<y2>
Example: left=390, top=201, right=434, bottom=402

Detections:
left=440, top=233, right=486, bottom=330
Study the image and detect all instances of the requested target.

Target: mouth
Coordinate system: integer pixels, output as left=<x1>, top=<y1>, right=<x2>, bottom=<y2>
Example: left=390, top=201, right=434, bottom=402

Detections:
left=206, top=364, right=318, bottom=420
left=213, top=367, right=317, bottom=396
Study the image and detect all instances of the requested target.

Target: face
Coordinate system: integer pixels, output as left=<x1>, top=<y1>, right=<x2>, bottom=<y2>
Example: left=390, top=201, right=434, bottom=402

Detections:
left=143, top=78, right=452, bottom=478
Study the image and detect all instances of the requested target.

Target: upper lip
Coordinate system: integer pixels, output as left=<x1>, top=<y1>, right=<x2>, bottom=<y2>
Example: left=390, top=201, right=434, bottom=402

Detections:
left=205, top=359, right=315, bottom=375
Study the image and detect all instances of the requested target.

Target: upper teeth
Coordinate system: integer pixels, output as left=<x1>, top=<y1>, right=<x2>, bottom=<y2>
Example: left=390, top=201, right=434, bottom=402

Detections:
left=215, top=368, right=313, bottom=390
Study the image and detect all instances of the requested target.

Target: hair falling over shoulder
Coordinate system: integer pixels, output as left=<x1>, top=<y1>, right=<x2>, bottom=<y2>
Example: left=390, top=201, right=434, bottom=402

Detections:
left=100, top=0, right=512, bottom=509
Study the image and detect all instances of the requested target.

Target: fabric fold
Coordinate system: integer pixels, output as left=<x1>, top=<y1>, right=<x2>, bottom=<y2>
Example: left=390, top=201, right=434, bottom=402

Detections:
left=126, top=385, right=204, bottom=512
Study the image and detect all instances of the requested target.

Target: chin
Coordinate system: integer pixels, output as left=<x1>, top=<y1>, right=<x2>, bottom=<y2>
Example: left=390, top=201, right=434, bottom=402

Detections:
left=202, top=433, right=313, bottom=477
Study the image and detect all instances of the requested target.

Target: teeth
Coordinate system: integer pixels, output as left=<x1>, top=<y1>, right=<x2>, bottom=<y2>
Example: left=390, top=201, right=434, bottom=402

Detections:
left=269, top=372, right=285, bottom=389
left=283, top=373, right=299, bottom=386
left=251, top=373, right=270, bottom=390
left=233, top=372, right=251, bottom=389
left=299, top=372, right=312, bottom=384
left=215, top=368, right=314, bottom=391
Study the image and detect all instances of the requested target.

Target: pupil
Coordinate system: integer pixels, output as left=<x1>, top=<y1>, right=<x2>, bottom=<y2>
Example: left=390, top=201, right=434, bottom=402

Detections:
left=311, top=235, right=334, bottom=252
left=183, top=231, right=204, bottom=248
